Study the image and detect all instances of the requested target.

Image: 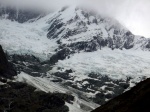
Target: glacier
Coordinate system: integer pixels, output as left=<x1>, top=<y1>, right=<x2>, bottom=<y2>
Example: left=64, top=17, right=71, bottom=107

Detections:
left=0, top=6, right=150, bottom=112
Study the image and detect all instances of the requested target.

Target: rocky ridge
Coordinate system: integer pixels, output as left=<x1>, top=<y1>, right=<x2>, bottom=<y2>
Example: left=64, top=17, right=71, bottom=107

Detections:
left=92, top=78, right=150, bottom=112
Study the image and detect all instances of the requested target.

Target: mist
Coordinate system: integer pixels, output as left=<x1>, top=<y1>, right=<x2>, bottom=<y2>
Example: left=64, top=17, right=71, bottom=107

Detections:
left=0, top=0, right=150, bottom=37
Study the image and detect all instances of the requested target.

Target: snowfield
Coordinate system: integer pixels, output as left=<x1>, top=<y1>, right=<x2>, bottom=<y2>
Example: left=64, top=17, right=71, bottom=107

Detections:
left=51, top=48, right=150, bottom=80
left=0, top=19, right=58, bottom=60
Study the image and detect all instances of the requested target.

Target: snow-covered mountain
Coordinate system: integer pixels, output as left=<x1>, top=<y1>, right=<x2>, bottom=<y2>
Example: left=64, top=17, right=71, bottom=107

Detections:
left=46, top=6, right=150, bottom=51
left=1, top=6, right=150, bottom=112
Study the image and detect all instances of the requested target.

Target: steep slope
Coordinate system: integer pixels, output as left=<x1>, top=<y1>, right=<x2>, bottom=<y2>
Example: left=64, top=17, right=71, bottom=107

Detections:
left=46, top=6, right=150, bottom=52
left=0, top=19, right=58, bottom=60
left=0, top=45, right=16, bottom=79
left=92, top=78, right=150, bottom=112
left=1, top=6, right=150, bottom=111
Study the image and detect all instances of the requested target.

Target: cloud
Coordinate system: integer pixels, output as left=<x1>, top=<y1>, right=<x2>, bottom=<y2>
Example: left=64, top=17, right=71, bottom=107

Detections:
left=0, top=0, right=81, bottom=11
left=0, top=0, right=150, bottom=37
left=116, top=0, right=150, bottom=37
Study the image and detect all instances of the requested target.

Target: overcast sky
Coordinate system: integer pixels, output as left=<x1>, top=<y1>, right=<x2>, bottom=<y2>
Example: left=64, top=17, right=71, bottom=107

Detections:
left=0, top=0, right=150, bottom=37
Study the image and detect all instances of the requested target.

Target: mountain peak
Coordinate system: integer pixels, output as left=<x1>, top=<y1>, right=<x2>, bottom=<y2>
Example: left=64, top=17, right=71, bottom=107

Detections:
left=46, top=6, right=136, bottom=51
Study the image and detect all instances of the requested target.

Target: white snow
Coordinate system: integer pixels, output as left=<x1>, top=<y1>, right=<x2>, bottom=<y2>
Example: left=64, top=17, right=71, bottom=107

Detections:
left=0, top=19, right=58, bottom=60
left=0, top=81, right=5, bottom=85
left=100, top=85, right=107, bottom=90
left=66, top=102, right=85, bottom=112
left=0, top=7, right=148, bottom=61
left=51, top=48, right=150, bottom=81
left=82, top=81, right=89, bottom=85
left=16, top=72, right=69, bottom=93
left=44, top=6, right=130, bottom=47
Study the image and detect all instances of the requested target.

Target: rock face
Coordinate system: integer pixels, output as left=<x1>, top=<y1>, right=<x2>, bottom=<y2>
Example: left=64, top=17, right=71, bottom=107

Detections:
left=46, top=6, right=150, bottom=54
left=0, top=45, right=16, bottom=79
left=0, top=45, right=71, bottom=112
left=8, top=54, right=51, bottom=77
left=92, top=78, right=150, bottom=112
left=45, top=6, right=150, bottom=68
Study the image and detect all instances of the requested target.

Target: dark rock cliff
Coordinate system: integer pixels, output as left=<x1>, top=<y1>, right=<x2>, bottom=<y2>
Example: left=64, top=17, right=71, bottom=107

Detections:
left=0, top=45, right=16, bottom=79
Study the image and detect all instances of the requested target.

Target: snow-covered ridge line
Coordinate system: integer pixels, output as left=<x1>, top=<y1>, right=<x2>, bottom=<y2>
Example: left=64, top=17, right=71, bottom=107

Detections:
left=46, top=6, right=150, bottom=51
